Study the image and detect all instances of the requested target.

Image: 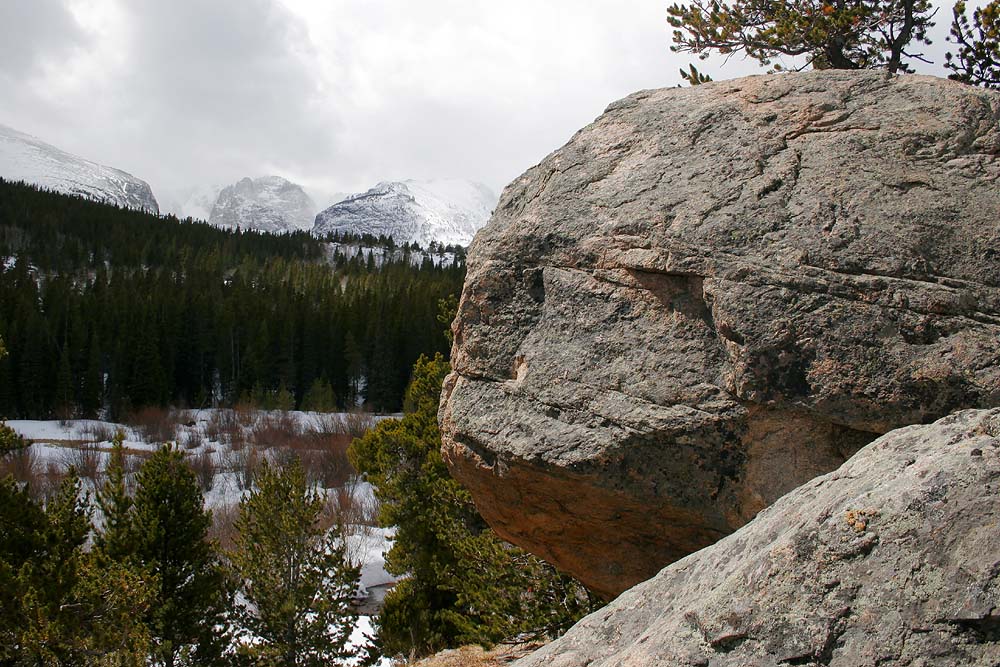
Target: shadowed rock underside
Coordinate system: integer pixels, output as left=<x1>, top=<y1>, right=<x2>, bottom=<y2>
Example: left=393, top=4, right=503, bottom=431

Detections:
left=514, top=409, right=1000, bottom=667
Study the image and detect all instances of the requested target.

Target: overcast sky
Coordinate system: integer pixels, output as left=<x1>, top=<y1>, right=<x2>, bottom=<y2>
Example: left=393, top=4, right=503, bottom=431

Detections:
left=0, top=0, right=978, bottom=209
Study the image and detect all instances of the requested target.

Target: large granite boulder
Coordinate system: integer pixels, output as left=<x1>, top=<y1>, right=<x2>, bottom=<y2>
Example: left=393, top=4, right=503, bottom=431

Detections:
left=513, top=409, right=1000, bottom=666
left=439, top=70, right=1000, bottom=598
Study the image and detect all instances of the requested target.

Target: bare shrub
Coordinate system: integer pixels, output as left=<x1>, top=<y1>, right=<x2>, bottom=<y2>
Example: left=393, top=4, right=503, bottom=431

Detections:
left=37, top=459, right=69, bottom=503
left=188, top=449, right=217, bottom=492
left=301, top=431, right=355, bottom=488
left=1, top=443, right=39, bottom=486
left=206, top=410, right=247, bottom=450
left=233, top=402, right=259, bottom=429
left=341, top=410, right=375, bottom=439
left=268, top=447, right=301, bottom=471
left=250, top=411, right=302, bottom=450
left=224, top=446, right=260, bottom=491
left=62, top=444, right=103, bottom=485
left=322, top=484, right=381, bottom=568
left=208, top=503, right=241, bottom=552
left=81, top=421, right=116, bottom=444
left=179, top=429, right=201, bottom=450
left=126, top=406, right=184, bottom=444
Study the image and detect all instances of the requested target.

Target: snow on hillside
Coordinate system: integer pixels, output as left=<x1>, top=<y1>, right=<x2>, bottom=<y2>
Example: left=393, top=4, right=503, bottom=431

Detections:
left=326, top=242, right=460, bottom=269
left=0, top=124, right=159, bottom=214
left=313, top=179, right=496, bottom=247
left=210, top=176, right=317, bottom=233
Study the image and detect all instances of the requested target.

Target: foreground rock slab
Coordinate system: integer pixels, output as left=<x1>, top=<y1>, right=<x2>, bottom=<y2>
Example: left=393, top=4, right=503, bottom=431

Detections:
left=439, top=70, right=1000, bottom=598
left=514, top=409, right=1000, bottom=667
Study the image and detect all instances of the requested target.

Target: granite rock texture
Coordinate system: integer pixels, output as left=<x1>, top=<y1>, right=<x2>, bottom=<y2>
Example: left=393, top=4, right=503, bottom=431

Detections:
left=439, top=70, right=1000, bottom=598
left=513, top=409, right=1000, bottom=667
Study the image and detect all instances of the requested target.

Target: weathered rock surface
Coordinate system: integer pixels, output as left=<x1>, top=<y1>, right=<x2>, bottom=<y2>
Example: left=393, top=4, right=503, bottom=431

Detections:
left=439, top=70, right=1000, bottom=598
left=514, top=409, right=1000, bottom=667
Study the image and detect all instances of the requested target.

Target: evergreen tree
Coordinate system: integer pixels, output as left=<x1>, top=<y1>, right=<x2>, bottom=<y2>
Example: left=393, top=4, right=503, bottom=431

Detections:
left=946, top=0, right=1000, bottom=87
left=94, top=431, right=134, bottom=561
left=100, top=443, right=229, bottom=666
left=301, top=377, right=337, bottom=412
left=667, top=0, right=934, bottom=73
left=350, top=354, right=599, bottom=659
left=0, top=339, right=26, bottom=455
left=230, top=458, right=359, bottom=666
left=1, top=472, right=153, bottom=664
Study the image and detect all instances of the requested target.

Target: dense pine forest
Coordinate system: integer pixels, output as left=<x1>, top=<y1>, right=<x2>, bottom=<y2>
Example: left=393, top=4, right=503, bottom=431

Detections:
left=0, top=179, right=464, bottom=418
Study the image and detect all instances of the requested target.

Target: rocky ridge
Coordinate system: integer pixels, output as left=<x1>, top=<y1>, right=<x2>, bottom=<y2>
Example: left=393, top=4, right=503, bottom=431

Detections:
left=514, top=409, right=1000, bottom=667
left=0, top=123, right=159, bottom=214
left=439, top=70, right=1000, bottom=598
left=312, top=179, right=496, bottom=246
left=209, top=176, right=316, bottom=233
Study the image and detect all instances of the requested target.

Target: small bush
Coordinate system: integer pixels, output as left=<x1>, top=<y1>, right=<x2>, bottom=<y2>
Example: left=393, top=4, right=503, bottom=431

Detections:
left=302, top=432, right=354, bottom=488
left=81, top=421, right=116, bottom=444
left=179, top=429, right=201, bottom=450
left=126, top=406, right=182, bottom=444
left=188, top=449, right=216, bottom=493
left=250, top=411, right=302, bottom=450
left=206, top=410, right=247, bottom=450
left=208, top=503, right=241, bottom=552
left=0, top=443, right=39, bottom=487
left=225, top=447, right=260, bottom=491
left=62, top=444, right=103, bottom=485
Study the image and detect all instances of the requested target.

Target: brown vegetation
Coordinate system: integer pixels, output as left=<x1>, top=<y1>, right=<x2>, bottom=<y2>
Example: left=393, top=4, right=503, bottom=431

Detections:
left=126, top=406, right=183, bottom=444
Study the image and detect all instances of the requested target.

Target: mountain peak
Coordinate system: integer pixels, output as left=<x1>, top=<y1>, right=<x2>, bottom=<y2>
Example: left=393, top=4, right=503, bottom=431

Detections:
left=209, top=175, right=317, bottom=233
left=0, top=123, right=159, bottom=214
left=312, top=178, right=496, bottom=246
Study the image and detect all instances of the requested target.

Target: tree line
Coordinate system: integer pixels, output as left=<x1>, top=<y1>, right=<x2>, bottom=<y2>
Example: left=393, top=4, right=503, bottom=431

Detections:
left=0, top=179, right=464, bottom=418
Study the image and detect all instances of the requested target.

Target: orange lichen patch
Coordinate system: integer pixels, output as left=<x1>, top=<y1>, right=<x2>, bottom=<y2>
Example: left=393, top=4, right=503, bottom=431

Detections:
left=844, top=508, right=879, bottom=533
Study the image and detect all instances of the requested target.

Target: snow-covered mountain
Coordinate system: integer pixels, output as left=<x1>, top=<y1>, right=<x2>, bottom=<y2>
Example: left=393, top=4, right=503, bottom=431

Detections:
left=209, top=176, right=316, bottom=233
left=312, top=179, right=496, bottom=247
left=0, top=123, right=159, bottom=214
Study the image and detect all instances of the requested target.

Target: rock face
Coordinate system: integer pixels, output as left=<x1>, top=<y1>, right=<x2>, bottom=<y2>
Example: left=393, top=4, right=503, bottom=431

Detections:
left=439, top=71, right=1000, bottom=599
left=514, top=409, right=1000, bottom=667
left=0, top=123, right=159, bottom=214
left=312, top=179, right=496, bottom=246
left=210, top=176, right=316, bottom=233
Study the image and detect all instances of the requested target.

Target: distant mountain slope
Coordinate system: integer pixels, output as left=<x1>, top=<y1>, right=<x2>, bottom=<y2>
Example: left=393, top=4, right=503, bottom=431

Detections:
left=312, top=179, right=496, bottom=247
left=210, top=176, right=316, bottom=233
left=0, top=123, right=159, bottom=214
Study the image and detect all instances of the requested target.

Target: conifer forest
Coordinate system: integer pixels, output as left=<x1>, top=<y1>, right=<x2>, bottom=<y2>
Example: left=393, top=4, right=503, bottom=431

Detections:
left=0, top=179, right=464, bottom=418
